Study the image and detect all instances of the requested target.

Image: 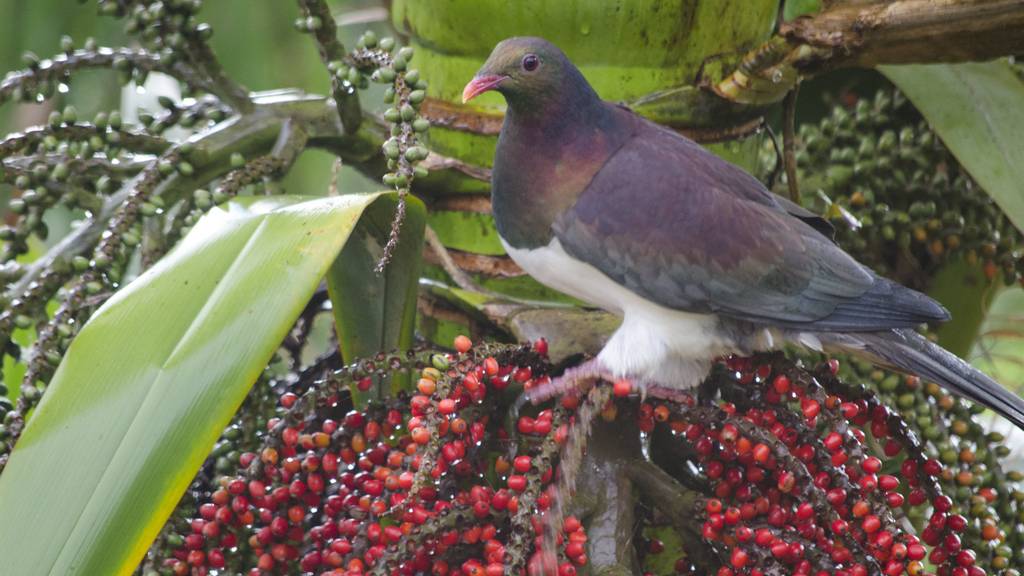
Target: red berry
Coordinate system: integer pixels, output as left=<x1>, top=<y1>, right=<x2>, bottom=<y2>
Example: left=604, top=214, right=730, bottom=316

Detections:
left=517, top=416, right=535, bottom=435
left=563, top=516, right=581, bottom=533
left=730, top=548, right=749, bottom=568
left=878, top=475, right=899, bottom=491
left=453, top=335, right=472, bottom=353
left=533, top=338, right=549, bottom=356
left=862, top=515, right=881, bottom=533
left=796, top=502, right=814, bottom=521
left=922, top=458, right=943, bottom=476
left=777, top=471, right=795, bottom=493
left=752, top=443, right=770, bottom=463
left=800, top=398, right=820, bottom=419
left=507, top=475, right=527, bottom=492
left=885, top=492, right=905, bottom=508
left=931, top=495, right=953, bottom=514
left=613, top=379, right=631, bottom=397
left=514, top=455, right=532, bottom=473
left=827, top=358, right=840, bottom=374
left=862, top=456, right=882, bottom=474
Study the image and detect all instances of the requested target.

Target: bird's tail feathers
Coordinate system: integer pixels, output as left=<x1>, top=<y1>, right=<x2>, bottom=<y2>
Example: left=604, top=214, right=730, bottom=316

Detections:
left=817, top=328, right=1024, bottom=430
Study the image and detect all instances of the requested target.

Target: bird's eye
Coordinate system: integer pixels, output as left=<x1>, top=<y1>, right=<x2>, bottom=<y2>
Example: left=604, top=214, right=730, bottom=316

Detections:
left=521, top=54, right=539, bottom=72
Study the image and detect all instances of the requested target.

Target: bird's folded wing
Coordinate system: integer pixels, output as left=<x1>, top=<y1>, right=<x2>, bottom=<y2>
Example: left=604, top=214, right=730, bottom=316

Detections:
left=552, top=122, right=943, bottom=330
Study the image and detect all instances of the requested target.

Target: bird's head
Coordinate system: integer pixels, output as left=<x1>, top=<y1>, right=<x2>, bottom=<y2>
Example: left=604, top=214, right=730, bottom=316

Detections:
left=462, top=37, right=592, bottom=110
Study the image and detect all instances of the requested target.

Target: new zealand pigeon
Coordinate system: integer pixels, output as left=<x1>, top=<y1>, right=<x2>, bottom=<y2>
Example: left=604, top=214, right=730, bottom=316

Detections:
left=462, top=37, right=1024, bottom=429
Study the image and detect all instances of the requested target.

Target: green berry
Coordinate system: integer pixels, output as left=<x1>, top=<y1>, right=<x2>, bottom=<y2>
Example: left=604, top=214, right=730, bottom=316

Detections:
left=372, top=68, right=396, bottom=83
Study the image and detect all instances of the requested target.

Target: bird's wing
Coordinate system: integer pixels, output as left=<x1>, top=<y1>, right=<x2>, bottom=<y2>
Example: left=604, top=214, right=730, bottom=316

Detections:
left=553, top=116, right=946, bottom=330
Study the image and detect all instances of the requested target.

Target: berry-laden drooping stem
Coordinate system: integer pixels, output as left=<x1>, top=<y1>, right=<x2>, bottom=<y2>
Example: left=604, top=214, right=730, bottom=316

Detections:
left=343, top=32, right=431, bottom=273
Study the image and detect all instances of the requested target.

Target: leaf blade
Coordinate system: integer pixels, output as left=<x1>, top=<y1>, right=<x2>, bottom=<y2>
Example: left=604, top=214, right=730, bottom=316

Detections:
left=881, top=61, right=1024, bottom=231
left=328, top=194, right=425, bottom=400
left=0, top=193, right=387, bottom=575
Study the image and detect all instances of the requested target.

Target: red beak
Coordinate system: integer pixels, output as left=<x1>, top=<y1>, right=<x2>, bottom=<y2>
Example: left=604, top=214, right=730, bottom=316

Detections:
left=462, top=74, right=508, bottom=103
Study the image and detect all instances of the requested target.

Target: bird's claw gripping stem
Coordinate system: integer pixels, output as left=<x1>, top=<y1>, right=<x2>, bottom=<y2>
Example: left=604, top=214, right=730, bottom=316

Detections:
left=521, top=357, right=615, bottom=407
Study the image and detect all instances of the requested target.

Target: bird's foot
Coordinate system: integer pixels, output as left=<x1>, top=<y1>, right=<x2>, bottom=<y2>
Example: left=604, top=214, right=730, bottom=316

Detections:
left=507, top=357, right=625, bottom=459
left=516, top=357, right=620, bottom=412
left=512, top=357, right=699, bottom=418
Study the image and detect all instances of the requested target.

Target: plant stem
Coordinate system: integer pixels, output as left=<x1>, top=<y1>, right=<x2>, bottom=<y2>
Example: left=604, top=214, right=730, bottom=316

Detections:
left=296, top=0, right=362, bottom=132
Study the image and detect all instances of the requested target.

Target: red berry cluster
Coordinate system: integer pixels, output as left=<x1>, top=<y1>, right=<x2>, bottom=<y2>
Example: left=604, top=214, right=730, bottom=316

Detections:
left=149, top=340, right=1020, bottom=576
left=666, top=355, right=991, bottom=576
left=155, top=337, right=590, bottom=575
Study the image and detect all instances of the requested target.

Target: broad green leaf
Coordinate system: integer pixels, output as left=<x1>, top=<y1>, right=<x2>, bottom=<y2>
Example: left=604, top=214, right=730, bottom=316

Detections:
left=0, top=193, right=391, bottom=576
left=427, top=209, right=505, bottom=255
left=881, top=62, right=1024, bottom=232
left=972, top=286, right=1024, bottom=395
left=328, top=194, right=425, bottom=399
left=927, top=258, right=999, bottom=358
left=783, top=0, right=821, bottom=21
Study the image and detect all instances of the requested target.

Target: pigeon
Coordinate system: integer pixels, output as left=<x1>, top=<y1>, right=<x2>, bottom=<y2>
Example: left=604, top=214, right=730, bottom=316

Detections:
left=462, top=36, right=1024, bottom=428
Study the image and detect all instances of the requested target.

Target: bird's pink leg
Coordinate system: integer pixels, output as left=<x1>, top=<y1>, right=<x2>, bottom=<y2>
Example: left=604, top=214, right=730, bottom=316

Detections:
left=519, top=357, right=624, bottom=406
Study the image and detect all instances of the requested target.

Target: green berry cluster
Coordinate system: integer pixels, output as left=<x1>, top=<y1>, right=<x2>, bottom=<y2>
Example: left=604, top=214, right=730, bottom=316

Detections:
left=346, top=31, right=431, bottom=271
left=97, top=0, right=210, bottom=62
left=793, top=90, right=1021, bottom=290
left=347, top=32, right=431, bottom=188
left=139, top=95, right=230, bottom=135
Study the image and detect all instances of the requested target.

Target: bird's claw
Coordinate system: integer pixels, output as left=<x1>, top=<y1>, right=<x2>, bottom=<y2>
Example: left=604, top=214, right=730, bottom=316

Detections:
left=513, top=357, right=632, bottom=413
left=505, top=358, right=615, bottom=457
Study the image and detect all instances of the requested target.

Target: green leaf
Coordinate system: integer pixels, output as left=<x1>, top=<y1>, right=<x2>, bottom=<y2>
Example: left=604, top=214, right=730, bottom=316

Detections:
left=783, top=0, right=821, bottom=21
left=971, top=286, right=1024, bottom=395
left=927, top=258, right=999, bottom=358
left=0, top=193, right=392, bottom=576
left=426, top=209, right=506, bottom=256
left=881, top=61, right=1024, bottom=232
left=328, top=194, right=425, bottom=400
